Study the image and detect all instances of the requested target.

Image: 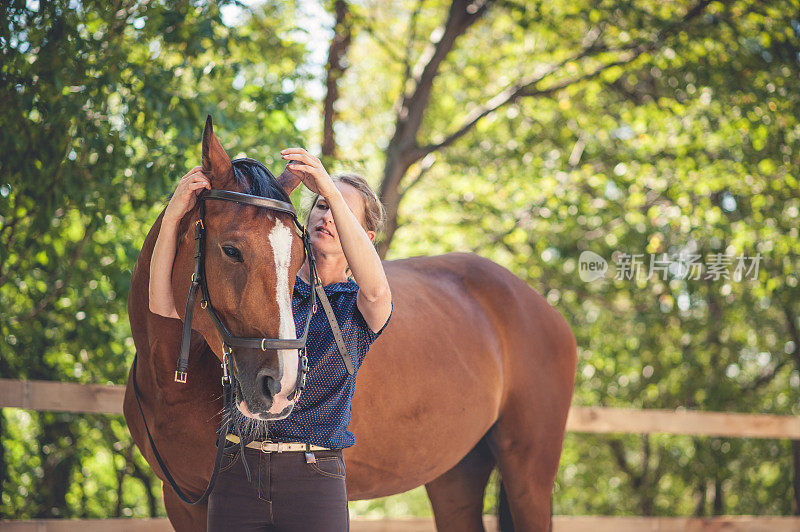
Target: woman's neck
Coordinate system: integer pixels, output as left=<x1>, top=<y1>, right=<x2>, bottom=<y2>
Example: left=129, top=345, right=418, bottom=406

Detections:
left=300, top=259, right=348, bottom=286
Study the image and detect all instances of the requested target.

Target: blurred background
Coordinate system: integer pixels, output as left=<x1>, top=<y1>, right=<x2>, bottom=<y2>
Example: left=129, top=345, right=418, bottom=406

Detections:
left=1, top=0, right=799, bottom=522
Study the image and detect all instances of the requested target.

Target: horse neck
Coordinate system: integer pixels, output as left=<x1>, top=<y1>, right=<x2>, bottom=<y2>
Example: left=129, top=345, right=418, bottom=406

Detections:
left=132, top=211, right=205, bottom=402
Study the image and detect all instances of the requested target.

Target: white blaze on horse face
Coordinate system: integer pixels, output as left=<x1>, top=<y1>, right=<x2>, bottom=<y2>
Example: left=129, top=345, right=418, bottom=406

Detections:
left=267, top=218, right=298, bottom=415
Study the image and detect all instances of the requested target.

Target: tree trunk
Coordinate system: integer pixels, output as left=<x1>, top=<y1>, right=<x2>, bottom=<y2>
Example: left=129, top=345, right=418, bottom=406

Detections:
left=713, top=475, right=724, bottom=515
left=321, top=0, right=353, bottom=159
left=34, top=416, right=78, bottom=518
left=114, top=455, right=125, bottom=517
left=377, top=145, right=416, bottom=257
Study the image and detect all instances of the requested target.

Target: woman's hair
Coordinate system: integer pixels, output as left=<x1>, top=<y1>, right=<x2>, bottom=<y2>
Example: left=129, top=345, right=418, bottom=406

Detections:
left=304, top=173, right=385, bottom=279
left=305, top=173, right=385, bottom=238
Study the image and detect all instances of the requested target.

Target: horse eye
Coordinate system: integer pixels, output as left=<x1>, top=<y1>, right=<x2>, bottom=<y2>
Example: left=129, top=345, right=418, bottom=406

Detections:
left=222, top=246, right=243, bottom=262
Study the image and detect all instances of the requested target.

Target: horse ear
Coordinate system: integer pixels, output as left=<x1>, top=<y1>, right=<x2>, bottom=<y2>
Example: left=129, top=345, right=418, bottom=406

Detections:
left=202, top=115, right=234, bottom=187
left=276, top=165, right=301, bottom=195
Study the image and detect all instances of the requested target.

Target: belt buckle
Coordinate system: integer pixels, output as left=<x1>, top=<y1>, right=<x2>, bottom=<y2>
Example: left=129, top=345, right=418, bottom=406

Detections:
left=260, top=440, right=271, bottom=453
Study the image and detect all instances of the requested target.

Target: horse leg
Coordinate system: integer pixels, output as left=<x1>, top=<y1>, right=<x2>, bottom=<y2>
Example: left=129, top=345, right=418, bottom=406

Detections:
left=486, top=394, right=571, bottom=532
left=424, top=436, right=496, bottom=532
left=161, top=482, right=209, bottom=532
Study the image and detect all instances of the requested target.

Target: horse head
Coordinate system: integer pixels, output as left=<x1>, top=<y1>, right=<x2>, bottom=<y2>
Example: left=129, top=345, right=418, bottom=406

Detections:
left=172, top=116, right=305, bottom=421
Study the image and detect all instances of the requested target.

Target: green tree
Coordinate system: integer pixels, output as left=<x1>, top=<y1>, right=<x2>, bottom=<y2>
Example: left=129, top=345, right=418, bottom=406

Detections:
left=0, top=0, right=309, bottom=517
left=319, top=0, right=800, bottom=516
left=2, top=0, right=799, bottom=521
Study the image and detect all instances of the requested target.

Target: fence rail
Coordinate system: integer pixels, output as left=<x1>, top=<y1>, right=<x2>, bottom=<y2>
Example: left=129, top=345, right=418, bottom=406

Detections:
left=2, top=378, right=799, bottom=439
left=2, top=516, right=800, bottom=531
left=2, top=378, right=799, bottom=531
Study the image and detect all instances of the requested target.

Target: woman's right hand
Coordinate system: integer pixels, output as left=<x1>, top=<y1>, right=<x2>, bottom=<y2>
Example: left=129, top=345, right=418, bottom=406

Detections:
left=163, top=166, right=212, bottom=223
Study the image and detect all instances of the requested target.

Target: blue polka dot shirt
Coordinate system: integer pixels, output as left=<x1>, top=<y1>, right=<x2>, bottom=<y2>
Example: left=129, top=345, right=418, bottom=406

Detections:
left=266, top=274, right=393, bottom=450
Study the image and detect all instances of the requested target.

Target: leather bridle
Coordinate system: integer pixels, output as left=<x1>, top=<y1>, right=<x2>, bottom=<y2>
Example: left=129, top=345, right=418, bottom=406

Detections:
left=130, top=158, right=340, bottom=505
left=174, top=179, right=320, bottom=407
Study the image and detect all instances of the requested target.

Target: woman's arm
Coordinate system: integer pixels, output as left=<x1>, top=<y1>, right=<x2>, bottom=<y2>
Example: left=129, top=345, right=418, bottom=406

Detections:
left=280, top=148, right=392, bottom=333
left=148, top=215, right=181, bottom=318
left=325, top=189, right=392, bottom=332
left=148, top=166, right=211, bottom=318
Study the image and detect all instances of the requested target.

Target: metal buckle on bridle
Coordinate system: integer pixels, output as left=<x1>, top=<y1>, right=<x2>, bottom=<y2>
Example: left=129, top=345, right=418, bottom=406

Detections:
left=221, top=346, right=232, bottom=387
left=289, top=348, right=308, bottom=403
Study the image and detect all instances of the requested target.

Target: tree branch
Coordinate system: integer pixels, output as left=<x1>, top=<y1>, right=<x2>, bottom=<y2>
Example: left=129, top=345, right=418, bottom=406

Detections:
left=376, top=0, right=715, bottom=256
left=402, top=0, right=427, bottom=84
left=397, top=153, right=436, bottom=200
left=415, top=40, right=622, bottom=157
left=0, top=214, right=22, bottom=287
left=608, top=437, right=638, bottom=483
left=396, top=0, right=493, bottom=143
left=782, top=303, right=800, bottom=369
left=351, top=9, right=405, bottom=65
left=415, top=0, right=716, bottom=158
left=741, top=358, right=791, bottom=392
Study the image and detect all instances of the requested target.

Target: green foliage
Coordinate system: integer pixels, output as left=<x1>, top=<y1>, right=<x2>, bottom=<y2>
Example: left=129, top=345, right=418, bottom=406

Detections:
left=347, top=0, right=800, bottom=517
left=1, top=0, right=309, bottom=518
left=2, top=0, right=799, bottom=521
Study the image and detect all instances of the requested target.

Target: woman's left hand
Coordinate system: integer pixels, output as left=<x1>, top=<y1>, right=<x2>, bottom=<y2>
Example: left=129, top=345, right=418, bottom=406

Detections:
left=281, top=148, right=338, bottom=199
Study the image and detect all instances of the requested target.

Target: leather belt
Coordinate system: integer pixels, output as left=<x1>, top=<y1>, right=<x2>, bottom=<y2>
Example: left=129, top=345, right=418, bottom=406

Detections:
left=226, top=433, right=332, bottom=453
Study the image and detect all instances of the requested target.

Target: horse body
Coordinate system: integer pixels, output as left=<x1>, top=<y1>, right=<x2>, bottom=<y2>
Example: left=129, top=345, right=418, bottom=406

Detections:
left=353, top=250, right=576, bottom=494
left=125, top=205, right=577, bottom=531
left=346, top=253, right=507, bottom=496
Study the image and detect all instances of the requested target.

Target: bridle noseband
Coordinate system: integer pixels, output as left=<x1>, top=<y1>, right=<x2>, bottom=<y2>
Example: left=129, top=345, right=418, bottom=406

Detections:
left=174, top=163, right=320, bottom=407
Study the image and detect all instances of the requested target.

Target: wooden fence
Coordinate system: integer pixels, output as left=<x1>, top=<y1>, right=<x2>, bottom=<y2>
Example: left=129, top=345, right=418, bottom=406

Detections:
left=1, top=378, right=799, bottom=531
left=2, top=378, right=799, bottom=439
left=2, top=515, right=800, bottom=531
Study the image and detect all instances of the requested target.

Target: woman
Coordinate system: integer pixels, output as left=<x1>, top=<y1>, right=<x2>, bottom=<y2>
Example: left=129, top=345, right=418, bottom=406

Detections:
left=149, top=148, right=393, bottom=531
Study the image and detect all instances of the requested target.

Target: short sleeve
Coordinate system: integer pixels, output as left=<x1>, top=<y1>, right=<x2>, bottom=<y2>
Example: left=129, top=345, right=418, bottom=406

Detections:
left=355, top=299, right=393, bottom=346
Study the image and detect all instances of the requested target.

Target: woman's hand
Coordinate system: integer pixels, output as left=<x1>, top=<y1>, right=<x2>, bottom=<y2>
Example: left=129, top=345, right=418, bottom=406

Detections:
left=281, top=148, right=338, bottom=199
left=163, top=166, right=212, bottom=223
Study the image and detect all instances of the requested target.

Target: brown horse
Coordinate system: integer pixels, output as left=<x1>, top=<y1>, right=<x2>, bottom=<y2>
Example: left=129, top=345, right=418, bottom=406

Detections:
left=123, top=119, right=577, bottom=532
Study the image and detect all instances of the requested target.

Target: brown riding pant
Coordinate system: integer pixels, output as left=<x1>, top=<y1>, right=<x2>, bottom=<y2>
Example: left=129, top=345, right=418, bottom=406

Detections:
left=207, top=443, right=349, bottom=531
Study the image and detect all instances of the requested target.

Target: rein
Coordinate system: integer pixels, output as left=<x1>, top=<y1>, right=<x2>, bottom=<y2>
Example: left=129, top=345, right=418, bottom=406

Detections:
left=131, top=160, right=355, bottom=505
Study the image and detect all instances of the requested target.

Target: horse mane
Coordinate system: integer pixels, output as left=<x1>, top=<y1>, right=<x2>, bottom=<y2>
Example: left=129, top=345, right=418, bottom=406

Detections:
left=164, top=158, right=289, bottom=206
left=230, top=158, right=291, bottom=203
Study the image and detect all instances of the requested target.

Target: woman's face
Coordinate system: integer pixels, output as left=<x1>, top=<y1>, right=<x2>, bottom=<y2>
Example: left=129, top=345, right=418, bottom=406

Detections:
left=307, top=181, right=374, bottom=253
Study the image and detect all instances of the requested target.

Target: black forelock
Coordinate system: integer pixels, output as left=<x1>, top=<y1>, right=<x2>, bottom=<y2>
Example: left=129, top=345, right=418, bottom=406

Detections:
left=231, top=158, right=291, bottom=203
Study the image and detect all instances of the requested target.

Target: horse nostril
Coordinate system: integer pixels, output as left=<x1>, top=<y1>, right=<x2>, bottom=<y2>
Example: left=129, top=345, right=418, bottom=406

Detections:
left=260, top=373, right=281, bottom=398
